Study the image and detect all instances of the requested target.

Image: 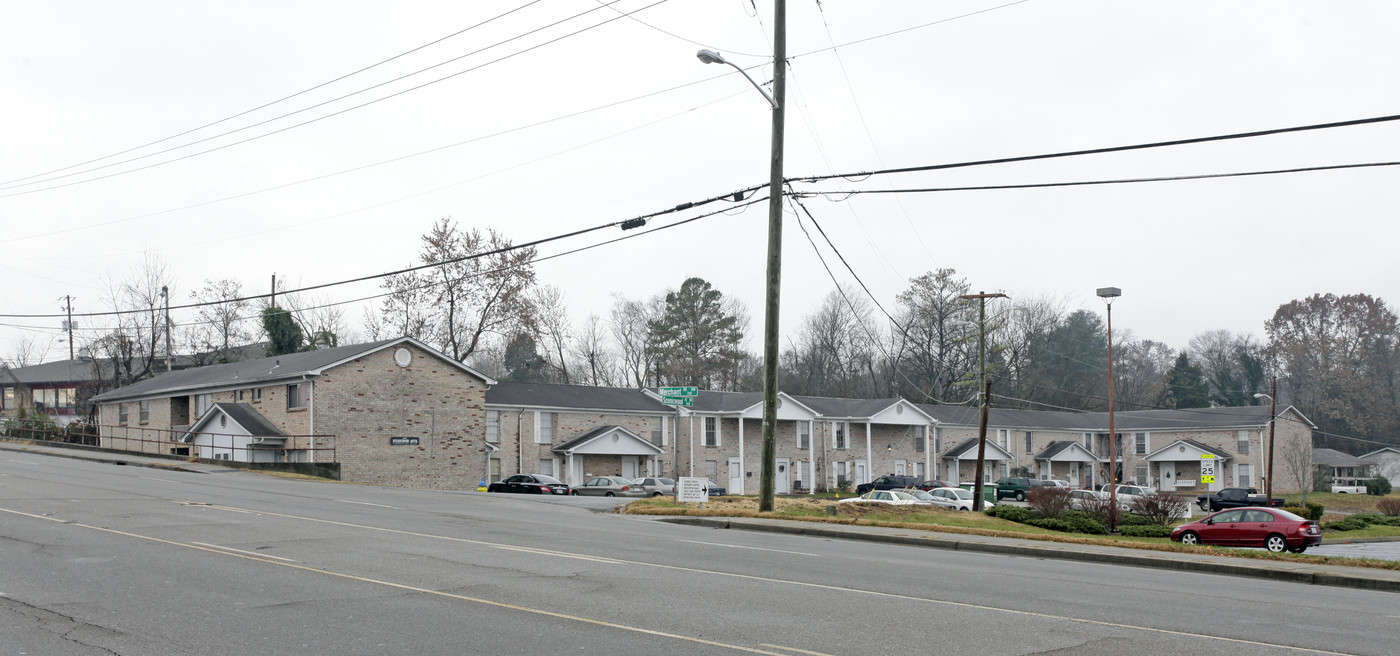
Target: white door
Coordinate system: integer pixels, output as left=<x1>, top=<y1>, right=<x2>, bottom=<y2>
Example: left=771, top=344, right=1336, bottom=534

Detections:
left=776, top=458, right=790, bottom=494
left=728, top=457, right=743, bottom=494
left=895, top=459, right=907, bottom=476
left=855, top=459, right=868, bottom=485
left=948, top=460, right=959, bottom=485
left=621, top=456, right=640, bottom=479
left=1160, top=463, right=1174, bottom=491
left=1069, top=462, right=1080, bottom=488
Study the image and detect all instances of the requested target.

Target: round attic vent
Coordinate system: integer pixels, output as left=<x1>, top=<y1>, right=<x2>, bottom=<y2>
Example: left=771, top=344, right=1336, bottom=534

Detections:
left=394, top=347, right=412, bottom=368
left=896, top=405, right=904, bottom=414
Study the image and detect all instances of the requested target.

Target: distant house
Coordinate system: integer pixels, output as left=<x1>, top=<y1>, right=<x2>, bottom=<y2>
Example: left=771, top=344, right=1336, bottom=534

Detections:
left=1361, top=446, right=1400, bottom=482
left=0, top=357, right=111, bottom=426
left=1313, top=447, right=1374, bottom=492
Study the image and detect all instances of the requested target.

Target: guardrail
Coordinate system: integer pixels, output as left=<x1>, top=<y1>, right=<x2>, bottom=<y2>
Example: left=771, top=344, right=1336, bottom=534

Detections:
left=73, top=422, right=335, bottom=463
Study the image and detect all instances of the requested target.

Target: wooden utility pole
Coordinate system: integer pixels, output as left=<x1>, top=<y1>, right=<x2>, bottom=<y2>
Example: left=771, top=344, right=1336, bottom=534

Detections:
left=162, top=286, right=172, bottom=373
left=63, top=295, right=75, bottom=360
left=757, top=0, right=787, bottom=513
left=1265, top=376, right=1277, bottom=502
left=960, top=291, right=1006, bottom=511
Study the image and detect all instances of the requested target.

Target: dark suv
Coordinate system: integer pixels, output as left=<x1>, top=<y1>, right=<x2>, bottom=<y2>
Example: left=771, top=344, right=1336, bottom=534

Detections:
left=855, top=475, right=922, bottom=495
left=995, top=477, right=1051, bottom=502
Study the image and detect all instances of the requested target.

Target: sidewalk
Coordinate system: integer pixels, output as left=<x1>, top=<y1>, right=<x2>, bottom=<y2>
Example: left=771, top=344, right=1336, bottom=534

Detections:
left=656, top=515, right=1400, bottom=594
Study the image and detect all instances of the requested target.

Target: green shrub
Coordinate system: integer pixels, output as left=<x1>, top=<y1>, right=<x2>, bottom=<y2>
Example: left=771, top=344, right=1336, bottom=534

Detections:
left=1026, top=518, right=1072, bottom=532
left=1344, top=513, right=1400, bottom=527
left=986, top=505, right=1034, bottom=523
left=1117, top=512, right=1153, bottom=526
left=1279, top=503, right=1322, bottom=522
left=1063, top=515, right=1108, bottom=534
left=1323, top=518, right=1369, bottom=531
left=1118, top=524, right=1174, bottom=538
left=1366, top=476, right=1393, bottom=496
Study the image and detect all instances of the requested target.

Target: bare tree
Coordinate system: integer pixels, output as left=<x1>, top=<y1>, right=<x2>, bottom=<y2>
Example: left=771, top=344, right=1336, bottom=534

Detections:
left=785, top=287, right=877, bottom=397
left=533, top=285, right=572, bottom=384
left=1279, top=431, right=1316, bottom=503
left=89, top=253, right=175, bottom=385
left=10, top=333, right=59, bottom=367
left=894, top=269, right=976, bottom=403
left=282, top=290, right=354, bottom=350
left=610, top=293, right=663, bottom=387
left=183, top=279, right=252, bottom=364
left=571, top=313, right=615, bottom=386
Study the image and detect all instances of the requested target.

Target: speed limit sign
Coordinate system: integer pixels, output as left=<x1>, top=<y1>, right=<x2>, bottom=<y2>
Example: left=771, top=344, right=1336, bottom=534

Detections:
left=1200, top=454, right=1216, bottom=484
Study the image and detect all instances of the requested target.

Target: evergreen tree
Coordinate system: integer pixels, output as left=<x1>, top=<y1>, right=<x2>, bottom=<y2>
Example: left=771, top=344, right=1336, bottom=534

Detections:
left=646, top=277, right=744, bottom=388
left=1163, top=352, right=1211, bottom=408
left=262, top=306, right=304, bottom=356
left=502, top=333, right=549, bottom=382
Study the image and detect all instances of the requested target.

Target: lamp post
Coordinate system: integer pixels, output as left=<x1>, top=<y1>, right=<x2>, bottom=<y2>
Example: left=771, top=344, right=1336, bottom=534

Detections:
left=1097, top=287, right=1121, bottom=531
left=696, top=1, right=785, bottom=512
left=1255, top=376, right=1277, bottom=502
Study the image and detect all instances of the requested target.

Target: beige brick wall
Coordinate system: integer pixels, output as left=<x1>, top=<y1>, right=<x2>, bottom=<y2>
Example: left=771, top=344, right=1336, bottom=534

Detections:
left=314, top=343, right=487, bottom=489
left=486, top=408, right=671, bottom=479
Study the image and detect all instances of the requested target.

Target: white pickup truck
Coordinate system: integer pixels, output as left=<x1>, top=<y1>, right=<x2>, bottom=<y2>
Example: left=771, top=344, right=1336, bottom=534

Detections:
left=1331, top=478, right=1369, bottom=494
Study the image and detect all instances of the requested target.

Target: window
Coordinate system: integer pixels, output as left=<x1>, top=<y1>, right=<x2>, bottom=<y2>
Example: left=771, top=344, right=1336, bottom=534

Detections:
left=194, top=393, right=213, bottom=417
left=1134, top=432, right=1148, bottom=455
left=997, top=429, right=1010, bottom=450
left=914, top=425, right=926, bottom=453
left=287, top=383, right=307, bottom=410
left=1237, top=430, right=1250, bottom=454
left=118, top=403, right=129, bottom=424
left=1238, top=463, right=1253, bottom=488
left=704, top=417, right=718, bottom=447
left=650, top=417, right=664, bottom=446
left=536, top=412, right=554, bottom=444
left=489, top=457, right=502, bottom=483
left=139, top=400, right=150, bottom=423
left=798, top=421, right=811, bottom=450
left=1025, top=431, right=1033, bottom=455
left=0, top=386, right=12, bottom=411
left=915, top=462, right=925, bottom=479
left=235, top=390, right=244, bottom=402
left=486, top=410, right=499, bottom=443
left=835, top=423, right=847, bottom=450
left=539, top=458, right=554, bottom=476
left=32, top=388, right=76, bottom=411
left=705, top=460, right=717, bottom=480
left=836, top=461, right=848, bottom=486
left=251, top=388, right=262, bottom=403
left=1135, top=465, right=1149, bottom=485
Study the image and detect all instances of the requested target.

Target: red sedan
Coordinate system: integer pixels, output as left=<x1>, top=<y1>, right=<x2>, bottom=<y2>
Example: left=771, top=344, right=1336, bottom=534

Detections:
left=1171, top=507, right=1322, bottom=553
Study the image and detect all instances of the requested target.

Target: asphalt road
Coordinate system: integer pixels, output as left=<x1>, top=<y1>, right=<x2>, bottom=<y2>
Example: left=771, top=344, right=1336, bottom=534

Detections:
left=1, top=453, right=1395, bottom=655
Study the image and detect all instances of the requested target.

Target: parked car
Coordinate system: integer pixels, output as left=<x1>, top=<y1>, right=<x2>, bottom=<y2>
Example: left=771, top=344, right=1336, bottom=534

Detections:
left=575, top=476, right=645, bottom=497
left=917, top=480, right=955, bottom=491
left=633, top=477, right=676, bottom=497
left=1047, top=479, right=1072, bottom=489
left=855, top=475, right=922, bottom=495
left=926, top=486, right=987, bottom=511
left=487, top=474, right=573, bottom=495
left=837, top=490, right=921, bottom=505
left=1107, top=484, right=1157, bottom=505
left=996, top=477, right=1053, bottom=501
left=1196, top=487, right=1284, bottom=512
left=1171, top=507, right=1322, bottom=553
left=897, top=489, right=940, bottom=505
left=1068, top=488, right=1111, bottom=511
left=1330, top=479, right=1369, bottom=494
left=703, top=479, right=727, bottom=496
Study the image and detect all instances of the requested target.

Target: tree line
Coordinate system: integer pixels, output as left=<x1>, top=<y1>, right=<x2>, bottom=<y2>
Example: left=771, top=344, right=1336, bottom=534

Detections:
left=30, top=219, right=1397, bottom=454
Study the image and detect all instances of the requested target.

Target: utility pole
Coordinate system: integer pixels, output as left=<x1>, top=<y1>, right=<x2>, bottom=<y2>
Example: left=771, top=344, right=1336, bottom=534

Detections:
left=960, top=291, right=1006, bottom=511
left=1266, top=376, right=1277, bottom=502
left=270, top=273, right=277, bottom=308
left=757, top=0, right=787, bottom=513
left=63, top=295, right=75, bottom=360
left=161, top=286, right=172, bottom=373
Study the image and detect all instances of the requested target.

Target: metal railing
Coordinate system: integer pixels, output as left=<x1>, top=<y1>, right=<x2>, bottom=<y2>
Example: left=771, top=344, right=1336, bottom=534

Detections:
left=28, top=422, right=339, bottom=463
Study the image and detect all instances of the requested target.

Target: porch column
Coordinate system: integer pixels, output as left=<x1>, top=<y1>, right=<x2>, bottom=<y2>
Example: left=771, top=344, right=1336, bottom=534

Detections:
left=738, top=417, right=745, bottom=495
left=864, top=422, right=872, bottom=484
left=808, top=420, right=814, bottom=495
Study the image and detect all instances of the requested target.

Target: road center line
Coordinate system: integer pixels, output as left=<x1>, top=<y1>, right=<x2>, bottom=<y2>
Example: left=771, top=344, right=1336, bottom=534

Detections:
left=760, top=644, right=837, bottom=656
left=191, top=542, right=297, bottom=562
left=0, top=506, right=795, bottom=656
left=140, top=476, right=181, bottom=483
left=677, top=539, right=820, bottom=557
left=0, top=503, right=1357, bottom=655
left=335, top=499, right=402, bottom=509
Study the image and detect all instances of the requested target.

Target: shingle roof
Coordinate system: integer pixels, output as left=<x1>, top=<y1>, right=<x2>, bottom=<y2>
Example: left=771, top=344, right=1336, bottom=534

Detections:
left=1313, top=447, right=1368, bottom=467
left=919, top=403, right=1289, bottom=432
left=791, top=396, right=905, bottom=418
left=675, top=390, right=760, bottom=413
left=1034, top=440, right=1081, bottom=459
left=489, top=382, right=671, bottom=412
left=216, top=403, right=286, bottom=437
left=2, top=358, right=111, bottom=385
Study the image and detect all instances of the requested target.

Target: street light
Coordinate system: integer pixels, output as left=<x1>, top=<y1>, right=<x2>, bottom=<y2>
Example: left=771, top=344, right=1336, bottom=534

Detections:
left=1255, top=377, right=1277, bottom=502
left=1097, top=287, right=1121, bottom=532
left=696, top=2, right=786, bottom=513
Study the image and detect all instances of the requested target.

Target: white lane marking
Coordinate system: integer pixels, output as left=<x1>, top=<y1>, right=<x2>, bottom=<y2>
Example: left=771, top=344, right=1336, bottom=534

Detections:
left=677, top=539, right=820, bottom=557
left=140, top=476, right=181, bottom=483
left=8, top=460, right=40, bottom=465
left=335, top=499, right=402, bottom=509
left=761, top=644, right=837, bottom=656
left=6, top=503, right=1356, bottom=655
left=192, top=542, right=297, bottom=562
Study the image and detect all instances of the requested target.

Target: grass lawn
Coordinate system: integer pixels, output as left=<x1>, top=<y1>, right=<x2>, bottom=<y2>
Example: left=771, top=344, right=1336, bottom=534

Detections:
left=625, top=496, right=1400, bottom=570
left=1280, top=491, right=1397, bottom=513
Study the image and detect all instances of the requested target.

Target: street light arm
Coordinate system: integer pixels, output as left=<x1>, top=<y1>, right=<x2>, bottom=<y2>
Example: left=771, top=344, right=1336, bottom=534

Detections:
left=696, top=49, right=778, bottom=109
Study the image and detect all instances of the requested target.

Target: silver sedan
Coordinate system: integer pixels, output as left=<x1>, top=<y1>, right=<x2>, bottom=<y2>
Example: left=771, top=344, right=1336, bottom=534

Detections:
left=575, top=476, right=646, bottom=497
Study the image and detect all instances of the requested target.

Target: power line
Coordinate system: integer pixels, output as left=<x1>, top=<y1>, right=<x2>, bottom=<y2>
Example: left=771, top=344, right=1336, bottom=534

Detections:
left=0, top=184, right=758, bottom=321
left=791, top=112, right=1400, bottom=184
left=0, top=1, right=548, bottom=189
left=0, top=0, right=671, bottom=198
left=803, top=160, right=1400, bottom=196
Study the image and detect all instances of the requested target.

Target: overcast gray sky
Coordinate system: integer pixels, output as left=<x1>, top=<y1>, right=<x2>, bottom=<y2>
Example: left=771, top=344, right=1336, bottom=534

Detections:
left=4, top=1, right=1399, bottom=365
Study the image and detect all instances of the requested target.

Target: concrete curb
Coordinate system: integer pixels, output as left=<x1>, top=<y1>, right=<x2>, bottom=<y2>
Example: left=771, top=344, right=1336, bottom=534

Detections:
left=658, top=516, right=1400, bottom=594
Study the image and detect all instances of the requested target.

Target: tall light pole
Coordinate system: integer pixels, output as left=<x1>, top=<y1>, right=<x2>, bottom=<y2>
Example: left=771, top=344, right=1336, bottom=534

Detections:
left=1097, top=287, right=1121, bottom=531
left=696, top=0, right=785, bottom=512
left=960, top=291, right=1006, bottom=511
left=1255, top=376, right=1277, bottom=501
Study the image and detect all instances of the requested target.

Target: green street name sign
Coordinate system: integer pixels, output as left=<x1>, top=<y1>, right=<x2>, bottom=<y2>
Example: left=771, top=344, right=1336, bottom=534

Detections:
left=660, top=396, right=694, bottom=407
left=659, top=386, right=699, bottom=397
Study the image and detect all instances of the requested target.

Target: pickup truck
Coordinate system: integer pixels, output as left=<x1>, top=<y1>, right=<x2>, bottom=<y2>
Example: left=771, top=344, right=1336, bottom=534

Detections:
left=1196, top=487, right=1284, bottom=512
